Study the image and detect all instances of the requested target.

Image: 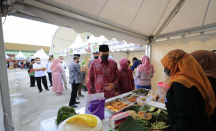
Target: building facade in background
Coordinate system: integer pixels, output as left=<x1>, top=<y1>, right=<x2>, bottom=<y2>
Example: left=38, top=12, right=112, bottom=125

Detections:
left=5, top=42, right=50, bottom=58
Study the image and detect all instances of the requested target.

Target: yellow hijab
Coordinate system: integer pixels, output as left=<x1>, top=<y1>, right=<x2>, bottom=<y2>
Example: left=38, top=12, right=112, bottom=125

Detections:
left=161, top=49, right=216, bottom=116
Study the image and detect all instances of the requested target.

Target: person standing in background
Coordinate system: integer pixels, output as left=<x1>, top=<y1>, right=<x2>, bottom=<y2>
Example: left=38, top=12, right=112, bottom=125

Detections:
left=136, top=55, right=154, bottom=89
left=14, top=60, right=17, bottom=69
left=33, top=57, right=50, bottom=93
left=130, top=57, right=142, bottom=71
left=88, top=45, right=119, bottom=99
left=59, top=56, right=68, bottom=90
left=9, top=60, right=14, bottom=70
left=69, top=56, right=81, bottom=108
left=118, top=58, right=135, bottom=94
left=74, top=54, right=84, bottom=99
left=191, top=50, right=216, bottom=130
left=51, top=59, right=64, bottom=95
left=46, top=55, right=53, bottom=87
left=88, top=51, right=99, bottom=68
left=20, top=60, right=24, bottom=69
left=28, top=59, right=36, bottom=87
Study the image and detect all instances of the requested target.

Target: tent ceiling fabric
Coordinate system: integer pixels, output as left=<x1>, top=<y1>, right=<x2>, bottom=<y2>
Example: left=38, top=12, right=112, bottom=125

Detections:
left=7, top=0, right=216, bottom=42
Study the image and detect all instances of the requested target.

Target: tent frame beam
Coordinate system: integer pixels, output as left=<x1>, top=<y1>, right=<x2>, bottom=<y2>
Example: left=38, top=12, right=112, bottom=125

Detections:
left=157, top=23, right=216, bottom=39
left=150, top=0, right=186, bottom=43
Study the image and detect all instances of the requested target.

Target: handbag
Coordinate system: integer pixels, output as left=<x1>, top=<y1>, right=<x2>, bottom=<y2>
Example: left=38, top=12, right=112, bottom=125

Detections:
left=87, top=97, right=105, bottom=120
left=28, top=69, right=35, bottom=76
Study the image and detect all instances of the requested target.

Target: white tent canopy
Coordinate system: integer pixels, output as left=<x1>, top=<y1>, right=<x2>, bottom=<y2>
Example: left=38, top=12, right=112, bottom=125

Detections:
left=15, top=51, right=26, bottom=60
left=69, top=34, right=86, bottom=54
left=7, top=0, right=216, bottom=44
left=33, top=48, right=49, bottom=64
left=3, top=0, right=216, bottom=131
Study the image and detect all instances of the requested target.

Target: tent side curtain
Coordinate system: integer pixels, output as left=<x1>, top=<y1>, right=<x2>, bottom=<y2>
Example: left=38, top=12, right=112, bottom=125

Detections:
left=10, top=2, right=147, bottom=45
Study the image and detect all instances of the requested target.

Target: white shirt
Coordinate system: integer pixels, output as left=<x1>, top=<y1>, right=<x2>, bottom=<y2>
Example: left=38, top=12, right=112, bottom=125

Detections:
left=60, top=62, right=67, bottom=72
left=46, top=61, right=53, bottom=73
left=33, top=63, right=46, bottom=77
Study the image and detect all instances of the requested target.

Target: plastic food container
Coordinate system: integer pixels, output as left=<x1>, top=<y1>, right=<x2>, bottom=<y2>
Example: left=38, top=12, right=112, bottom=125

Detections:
left=136, top=96, right=148, bottom=106
left=157, top=82, right=170, bottom=103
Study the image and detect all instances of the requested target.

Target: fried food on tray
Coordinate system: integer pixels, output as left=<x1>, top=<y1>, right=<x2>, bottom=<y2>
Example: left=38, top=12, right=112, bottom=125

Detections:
left=106, top=101, right=130, bottom=112
left=126, top=96, right=139, bottom=102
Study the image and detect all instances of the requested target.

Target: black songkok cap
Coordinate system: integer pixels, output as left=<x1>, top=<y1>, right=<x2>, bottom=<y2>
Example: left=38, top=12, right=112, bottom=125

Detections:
left=74, top=54, right=80, bottom=57
left=99, top=45, right=109, bottom=52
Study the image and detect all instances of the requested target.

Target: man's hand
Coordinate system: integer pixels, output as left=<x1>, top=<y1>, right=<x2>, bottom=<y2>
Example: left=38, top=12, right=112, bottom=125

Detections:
left=105, top=83, right=115, bottom=91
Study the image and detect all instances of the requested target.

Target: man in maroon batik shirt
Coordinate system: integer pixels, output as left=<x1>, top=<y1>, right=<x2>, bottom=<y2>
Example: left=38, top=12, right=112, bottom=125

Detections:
left=87, top=45, right=119, bottom=99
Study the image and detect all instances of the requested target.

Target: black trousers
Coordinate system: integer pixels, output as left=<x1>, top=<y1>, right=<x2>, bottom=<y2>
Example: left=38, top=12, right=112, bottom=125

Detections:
left=30, top=76, right=35, bottom=86
left=36, top=76, right=48, bottom=91
left=47, top=72, right=52, bottom=85
left=69, top=82, right=79, bottom=105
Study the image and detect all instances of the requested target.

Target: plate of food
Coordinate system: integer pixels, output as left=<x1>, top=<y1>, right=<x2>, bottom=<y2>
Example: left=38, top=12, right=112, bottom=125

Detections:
left=105, top=98, right=134, bottom=114
left=132, top=88, right=149, bottom=96
left=122, top=94, right=139, bottom=103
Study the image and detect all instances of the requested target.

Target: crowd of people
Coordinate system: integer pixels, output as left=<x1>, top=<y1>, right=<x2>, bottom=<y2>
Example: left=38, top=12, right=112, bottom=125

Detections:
left=86, top=45, right=216, bottom=131
left=7, top=60, right=30, bottom=70
left=12, top=44, right=215, bottom=130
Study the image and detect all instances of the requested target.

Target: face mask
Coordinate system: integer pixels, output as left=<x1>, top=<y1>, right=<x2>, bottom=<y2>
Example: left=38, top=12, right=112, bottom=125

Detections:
left=163, top=72, right=170, bottom=86
left=60, top=60, right=63, bottom=62
left=94, top=56, right=99, bottom=59
left=37, top=61, right=41, bottom=64
left=101, top=55, right=109, bottom=61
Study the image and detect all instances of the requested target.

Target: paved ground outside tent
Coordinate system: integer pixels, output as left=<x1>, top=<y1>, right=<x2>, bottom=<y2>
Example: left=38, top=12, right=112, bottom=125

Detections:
left=8, top=69, right=87, bottom=131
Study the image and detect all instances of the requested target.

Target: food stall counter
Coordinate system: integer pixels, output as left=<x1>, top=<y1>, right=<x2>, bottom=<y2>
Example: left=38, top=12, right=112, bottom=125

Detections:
left=40, top=91, right=165, bottom=131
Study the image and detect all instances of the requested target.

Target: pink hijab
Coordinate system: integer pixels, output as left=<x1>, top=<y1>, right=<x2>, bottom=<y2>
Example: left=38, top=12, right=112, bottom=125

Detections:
left=50, top=58, right=62, bottom=72
left=119, top=58, right=130, bottom=70
left=138, top=55, right=155, bottom=74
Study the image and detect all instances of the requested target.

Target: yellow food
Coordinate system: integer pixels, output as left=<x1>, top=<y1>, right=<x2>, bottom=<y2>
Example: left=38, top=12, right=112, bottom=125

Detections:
left=138, top=111, right=152, bottom=120
left=106, top=101, right=129, bottom=112
left=66, top=114, right=97, bottom=127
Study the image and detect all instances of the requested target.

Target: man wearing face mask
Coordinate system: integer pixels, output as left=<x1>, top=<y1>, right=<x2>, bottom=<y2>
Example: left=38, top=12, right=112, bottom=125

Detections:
left=33, top=57, right=50, bottom=93
left=88, top=51, right=99, bottom=68
left=87, top=45, right=119, bottom=99
left=46, top=55, right=53, bottom=87
left=69, top=56, right=81, bottom=108
left=74, top=54, right=84, bottom=99
left=59, top=56, right=68, bottom=90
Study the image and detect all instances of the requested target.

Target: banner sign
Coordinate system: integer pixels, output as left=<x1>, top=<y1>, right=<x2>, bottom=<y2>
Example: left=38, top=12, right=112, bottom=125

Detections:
left=58, top=49, right=67, bottom=56
left=69, top=48, right=73, bottom=55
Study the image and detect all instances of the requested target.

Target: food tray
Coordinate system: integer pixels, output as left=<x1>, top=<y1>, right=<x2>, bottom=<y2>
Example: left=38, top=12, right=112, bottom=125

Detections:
left=105, top=98, right=134, bottom=114
left=132, top=88, right=149, bottom=96
left=122, top=94, right=139, bottom=103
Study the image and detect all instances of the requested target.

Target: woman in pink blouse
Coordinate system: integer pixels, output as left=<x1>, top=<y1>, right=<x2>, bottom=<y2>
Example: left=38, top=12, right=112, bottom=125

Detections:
left=136, top=55, right=155, bottom=89
left=50, top=58, right=64, bottom=95
left=118, top=58, right=135, bottom=94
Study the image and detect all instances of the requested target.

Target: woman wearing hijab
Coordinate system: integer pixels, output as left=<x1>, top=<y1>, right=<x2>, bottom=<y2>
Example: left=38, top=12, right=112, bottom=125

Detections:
left=118, top=58, right=135, bottom=94
left=191, top=50, right=216, bottom=130
left=135, top=55, right=154, bottom=89
left=50, top=58, right=64, bottom=95
left=161, top=49, right=216, bottom=131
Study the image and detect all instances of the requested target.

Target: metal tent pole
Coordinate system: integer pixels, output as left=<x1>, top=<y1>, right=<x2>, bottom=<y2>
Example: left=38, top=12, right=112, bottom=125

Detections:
left=0, top=15, right=13, bottom=131
left=151, top=0, right=186, bottom=42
